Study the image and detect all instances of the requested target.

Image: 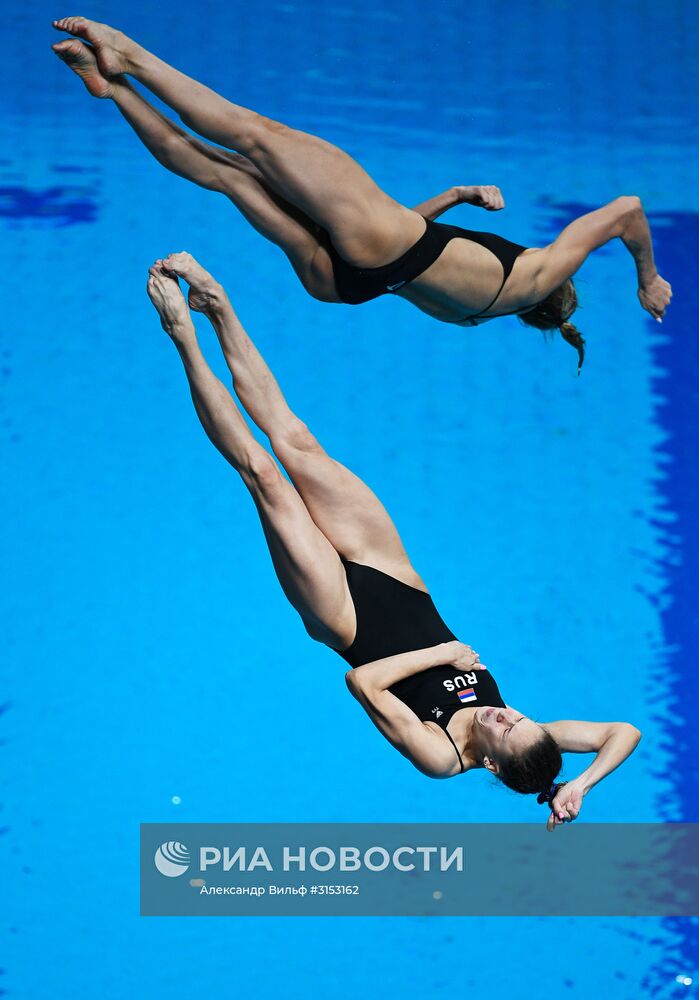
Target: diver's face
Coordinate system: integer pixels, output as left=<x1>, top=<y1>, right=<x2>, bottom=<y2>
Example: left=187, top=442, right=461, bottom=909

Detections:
left=474, top=706, right=543, bottom=765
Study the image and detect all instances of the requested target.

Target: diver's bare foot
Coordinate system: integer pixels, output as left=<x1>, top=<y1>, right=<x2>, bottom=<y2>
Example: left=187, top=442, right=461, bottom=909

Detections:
left=51, top=39, right=113, bottom=98
left=162, top=252, right=227, bottom=315
left=147, top=260, right=194, bottom=341
left=52, top=16, right=133, bottom=77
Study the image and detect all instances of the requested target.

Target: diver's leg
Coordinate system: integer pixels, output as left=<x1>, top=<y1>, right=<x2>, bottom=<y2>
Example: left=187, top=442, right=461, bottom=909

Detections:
left=52, top=17, right=424, bottom=265
left=163, top=253, right=426, bottom=588
left=146, top=261, right=356, bottom=647
left=52, top=39, right=338, bottom=299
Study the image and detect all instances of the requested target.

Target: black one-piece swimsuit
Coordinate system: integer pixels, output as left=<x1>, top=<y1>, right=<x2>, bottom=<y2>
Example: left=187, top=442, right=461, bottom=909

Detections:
left=335, top=559, right=506, bottom=770
left=325, top=219, right=528, bottom=322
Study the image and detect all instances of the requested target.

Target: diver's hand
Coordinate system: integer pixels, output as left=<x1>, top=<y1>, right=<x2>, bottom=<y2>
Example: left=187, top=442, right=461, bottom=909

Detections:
left=457, top=185, right=505, bottom=211
left=546, top=779, right=585, bottom=832
left=444, top=640, right=486, bottom=671
left=638, top=273, right=672, bottom=322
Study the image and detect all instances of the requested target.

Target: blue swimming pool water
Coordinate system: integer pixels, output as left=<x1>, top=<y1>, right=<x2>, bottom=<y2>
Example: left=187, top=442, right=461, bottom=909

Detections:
left=3, top=0, right=699, bottom=996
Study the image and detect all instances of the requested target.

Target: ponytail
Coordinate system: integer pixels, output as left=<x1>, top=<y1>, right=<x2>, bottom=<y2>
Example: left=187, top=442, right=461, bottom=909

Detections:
left=559, top=321, right=585, bottom=374
left=519, top=278, right=585, bottom=372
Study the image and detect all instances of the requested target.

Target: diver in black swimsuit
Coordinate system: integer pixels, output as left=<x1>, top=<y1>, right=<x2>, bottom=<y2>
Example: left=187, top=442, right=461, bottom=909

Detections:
left=144, top=251, right=642, bottom=830
left=325, top=221, right=528, bottom=324
left=338, top=557, right=507, bottom=774
left=53, top=16, right=673, bottom=373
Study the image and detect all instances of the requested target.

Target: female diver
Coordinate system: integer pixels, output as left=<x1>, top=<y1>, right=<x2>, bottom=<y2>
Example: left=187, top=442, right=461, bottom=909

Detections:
left=143, top=250, right=642, bottom=830
left=52, top=17, right=672, bottom=372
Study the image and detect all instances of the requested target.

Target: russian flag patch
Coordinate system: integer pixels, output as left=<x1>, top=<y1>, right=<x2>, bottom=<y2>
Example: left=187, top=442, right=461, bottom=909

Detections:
left=457, top=688, right=477, bottom=703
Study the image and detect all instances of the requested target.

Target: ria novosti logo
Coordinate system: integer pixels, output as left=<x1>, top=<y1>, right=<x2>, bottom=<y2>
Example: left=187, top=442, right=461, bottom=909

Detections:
left=154, top=841, right=190, bottom=877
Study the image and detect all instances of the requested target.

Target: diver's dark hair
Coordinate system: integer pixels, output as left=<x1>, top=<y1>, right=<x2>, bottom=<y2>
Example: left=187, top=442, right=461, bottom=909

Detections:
left=519, top=278, right=586, bottom=374
left=497, top=729, right=563, bottom=800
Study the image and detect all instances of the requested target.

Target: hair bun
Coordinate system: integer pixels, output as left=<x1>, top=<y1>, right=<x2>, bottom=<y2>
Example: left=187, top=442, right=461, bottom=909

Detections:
left=537, top=780, right=568, bottom=807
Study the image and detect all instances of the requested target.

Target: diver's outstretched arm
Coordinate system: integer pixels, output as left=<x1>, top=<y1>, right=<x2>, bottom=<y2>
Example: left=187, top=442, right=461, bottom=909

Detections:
left=345, top=643, right=477, bottom=779
left=345, top=642, right=485, bottom=778
left=412, top=187, right=462, bottom=220
left=349, top=640, right=483, bottom=694
left=536, top=196, right=672, bottom=321
left=542, top=719, right=642, bottom=831
left=412, top=184, right=505, bottom=220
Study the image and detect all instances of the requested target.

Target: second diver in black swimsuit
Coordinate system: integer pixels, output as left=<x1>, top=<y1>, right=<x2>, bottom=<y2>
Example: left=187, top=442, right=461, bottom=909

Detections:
left=144, top=250, right=643, bottom=831
left=338, top=557, right=506, bottom=774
